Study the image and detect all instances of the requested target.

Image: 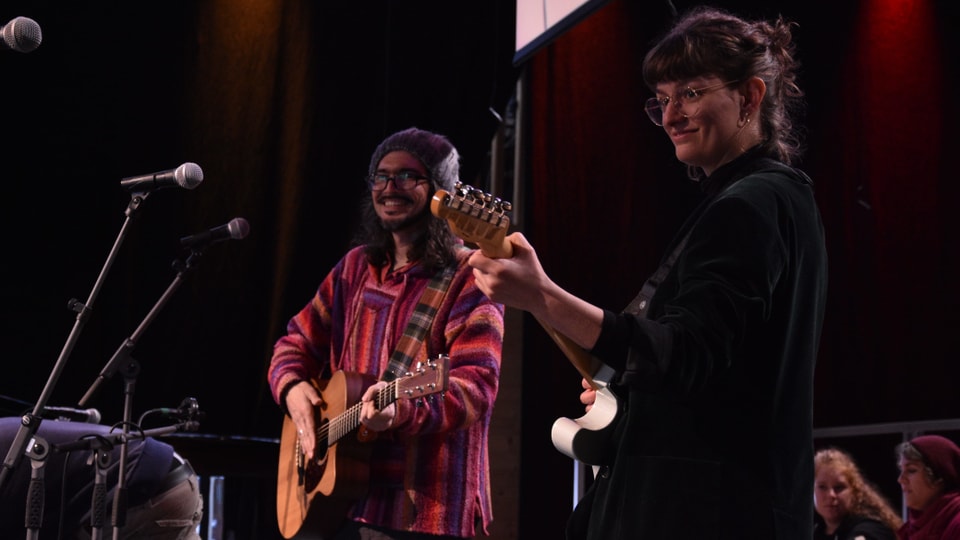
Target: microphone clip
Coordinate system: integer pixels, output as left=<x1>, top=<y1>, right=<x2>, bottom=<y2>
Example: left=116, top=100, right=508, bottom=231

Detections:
left=138, top=397, right=205, bottom=427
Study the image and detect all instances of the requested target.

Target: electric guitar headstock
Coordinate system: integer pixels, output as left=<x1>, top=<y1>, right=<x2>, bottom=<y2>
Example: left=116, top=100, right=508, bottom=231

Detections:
left=431, top=182, right=513, bottom=258
left=432, top=181, right=603, bottom=390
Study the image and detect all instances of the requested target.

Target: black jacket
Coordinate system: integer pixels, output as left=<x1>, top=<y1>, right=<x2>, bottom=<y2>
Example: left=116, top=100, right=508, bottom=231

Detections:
left=570, top=151, right=828, bottom=539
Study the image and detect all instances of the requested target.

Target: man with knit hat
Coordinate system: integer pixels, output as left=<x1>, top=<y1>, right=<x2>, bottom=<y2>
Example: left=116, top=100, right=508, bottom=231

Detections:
left=269, top=127, right=504, bottom=539
left=896, top=434, right=960, bottom=539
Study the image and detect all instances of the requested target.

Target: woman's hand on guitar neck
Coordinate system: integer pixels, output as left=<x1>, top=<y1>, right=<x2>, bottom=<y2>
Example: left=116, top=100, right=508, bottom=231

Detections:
left=580, top=377, right=597, bottom=413
left=468, top=232, right=551, bottom=315
left=468, top=231, right=605, bottom=351
left=285, top=380, right=323, bottom=461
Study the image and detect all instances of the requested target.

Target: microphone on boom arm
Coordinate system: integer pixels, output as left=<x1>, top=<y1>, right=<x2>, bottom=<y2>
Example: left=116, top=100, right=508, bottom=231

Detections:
left=37, top=406, right=102, bottom=424
left=120, top=163, right=204, bottom=194
left=180, top=217, right=250, bottom=250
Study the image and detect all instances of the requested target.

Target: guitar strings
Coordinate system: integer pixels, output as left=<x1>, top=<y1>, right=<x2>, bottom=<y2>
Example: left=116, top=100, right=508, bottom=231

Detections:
left=314, top=380, right=397, bottom=445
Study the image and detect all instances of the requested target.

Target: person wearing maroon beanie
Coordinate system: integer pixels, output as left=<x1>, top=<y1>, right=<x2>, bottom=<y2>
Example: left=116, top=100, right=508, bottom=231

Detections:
left=895, top=434, right=960, bottom=539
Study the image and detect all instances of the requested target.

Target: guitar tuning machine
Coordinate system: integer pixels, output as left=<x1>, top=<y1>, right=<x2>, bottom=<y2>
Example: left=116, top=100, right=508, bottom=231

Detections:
left=487, top=197, right=512, bottom=217
left=452, top=181, right=470, bottom=197
left=414, top=393, right=444, bottom=408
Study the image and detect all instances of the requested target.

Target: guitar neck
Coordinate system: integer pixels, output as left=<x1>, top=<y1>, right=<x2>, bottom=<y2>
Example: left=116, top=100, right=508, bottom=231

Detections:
left=431, top=186, right=605, bottom=389
left=328, top=382, right=397, bottom=445
left=481, top=238, right=604, bottom=390
left=531, top=315, right=605, bottom=389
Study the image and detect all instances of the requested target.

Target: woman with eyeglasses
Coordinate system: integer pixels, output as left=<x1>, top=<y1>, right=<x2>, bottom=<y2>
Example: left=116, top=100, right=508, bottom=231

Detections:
left=468, top=5, right=827, bottom=539
left=895, top=435, right=960, bottom=539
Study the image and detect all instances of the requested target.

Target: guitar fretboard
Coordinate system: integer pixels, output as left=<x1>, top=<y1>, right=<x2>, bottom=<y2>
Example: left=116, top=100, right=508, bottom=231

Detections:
left=318, top=380, right=397, bottom=445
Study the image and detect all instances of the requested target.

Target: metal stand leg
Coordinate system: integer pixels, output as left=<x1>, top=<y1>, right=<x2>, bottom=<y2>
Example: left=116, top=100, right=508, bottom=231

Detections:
left=24, top=434, right=49, bottom=540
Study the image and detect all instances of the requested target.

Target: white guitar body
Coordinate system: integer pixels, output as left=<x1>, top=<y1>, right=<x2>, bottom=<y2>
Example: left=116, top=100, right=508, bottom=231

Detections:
left=550, top=363, right=621, bottom=466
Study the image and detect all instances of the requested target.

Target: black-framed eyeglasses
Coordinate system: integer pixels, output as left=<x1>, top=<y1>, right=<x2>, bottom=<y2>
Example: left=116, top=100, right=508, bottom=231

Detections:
left=368, top=171, right=430, bottom=191
left=643, top=79, right=741, bottom=126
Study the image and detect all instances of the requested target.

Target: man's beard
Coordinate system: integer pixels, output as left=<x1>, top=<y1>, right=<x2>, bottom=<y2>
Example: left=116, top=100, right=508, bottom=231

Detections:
left=380, top=205, right=430, bottom=232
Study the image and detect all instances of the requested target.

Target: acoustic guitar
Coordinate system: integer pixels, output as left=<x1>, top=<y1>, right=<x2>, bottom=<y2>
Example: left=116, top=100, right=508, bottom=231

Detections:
left=276, top=356, right=449, bottom=539
left=430, top=183, right=620, bottom=466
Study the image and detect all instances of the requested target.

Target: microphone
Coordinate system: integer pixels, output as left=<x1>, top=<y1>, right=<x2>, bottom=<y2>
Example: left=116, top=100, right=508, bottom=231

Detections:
left=156, top=398, right=205, bottom=421
left=1, top=16, right=42, bottom=53
left=180, top=217, right=250, bottom=249
left=120, top=162, right=204, bottom=193
left=39, top=406, right=102, bottom=424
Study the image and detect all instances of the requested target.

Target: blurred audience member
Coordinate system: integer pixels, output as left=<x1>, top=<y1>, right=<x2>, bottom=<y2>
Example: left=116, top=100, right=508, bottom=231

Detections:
left=0, top=416, right=202, bottom=539
left=895, top=434, right=960, bottom=540
left=814, top=447, right=901, bottom=539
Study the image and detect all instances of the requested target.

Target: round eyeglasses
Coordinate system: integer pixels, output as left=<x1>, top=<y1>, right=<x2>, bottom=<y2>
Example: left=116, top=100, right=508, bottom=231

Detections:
left=368, top=171, right=430, bottom=191
left=644, top=80, right=741, bottom=126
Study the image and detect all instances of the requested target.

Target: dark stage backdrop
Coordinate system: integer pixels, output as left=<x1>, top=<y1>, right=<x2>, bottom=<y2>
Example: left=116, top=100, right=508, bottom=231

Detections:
left=1, top=0, right=957, bottom=539
left=0, top=1, right=518, bottom=434
left=0, top=1, right=519, bottom=538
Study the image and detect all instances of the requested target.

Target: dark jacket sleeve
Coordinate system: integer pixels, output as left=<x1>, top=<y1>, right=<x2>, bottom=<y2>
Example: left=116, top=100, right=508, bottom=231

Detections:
left=592, top=174, right=790, bottom=394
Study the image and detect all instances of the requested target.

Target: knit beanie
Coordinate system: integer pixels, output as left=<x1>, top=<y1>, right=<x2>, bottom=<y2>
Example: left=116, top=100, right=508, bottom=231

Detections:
left=367, top=127, right=460, bottom=192
left=911, top=435, right=960, bottom=489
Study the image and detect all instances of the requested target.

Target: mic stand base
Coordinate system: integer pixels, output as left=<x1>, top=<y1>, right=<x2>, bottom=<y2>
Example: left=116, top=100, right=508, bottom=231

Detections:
left=24, top=434, right=49, bottom=540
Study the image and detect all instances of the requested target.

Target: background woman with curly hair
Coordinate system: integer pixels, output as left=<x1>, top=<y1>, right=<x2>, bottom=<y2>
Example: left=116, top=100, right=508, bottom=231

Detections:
left=814, top=447, right=902, bottom=540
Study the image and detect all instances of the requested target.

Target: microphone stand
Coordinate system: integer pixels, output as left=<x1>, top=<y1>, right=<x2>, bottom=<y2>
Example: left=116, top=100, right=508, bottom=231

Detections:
left=76, top=248, right=205, bottom=540
left=77, top=247, right=201, bottom=407
left=88, top=436, right=111, bottom=540
left=0, top=193, right=150, bottom=492
left=24, top=434, right=49, bottom=540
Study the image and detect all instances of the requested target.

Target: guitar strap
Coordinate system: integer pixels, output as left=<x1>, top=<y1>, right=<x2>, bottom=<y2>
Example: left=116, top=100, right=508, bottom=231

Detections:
left=380, top=258, right=459, bottom=382
left=622, top=231, right=692, bottom=317
left=622, top=159, right=811, bottom=318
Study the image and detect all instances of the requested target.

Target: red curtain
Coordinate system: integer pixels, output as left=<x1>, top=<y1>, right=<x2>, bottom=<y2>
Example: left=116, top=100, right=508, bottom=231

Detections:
left=518, top=0, right=958, bottom=535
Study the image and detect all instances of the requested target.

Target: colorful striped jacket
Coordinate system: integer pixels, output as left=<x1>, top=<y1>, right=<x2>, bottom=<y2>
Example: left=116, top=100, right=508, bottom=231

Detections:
left=269, top=245, right=504, bottom=537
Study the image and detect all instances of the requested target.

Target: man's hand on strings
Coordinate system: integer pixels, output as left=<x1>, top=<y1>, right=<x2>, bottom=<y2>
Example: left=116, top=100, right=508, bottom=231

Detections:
left=361, top=381, right=396, bottom=433
left=285, top=380, right=323, bottom=461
